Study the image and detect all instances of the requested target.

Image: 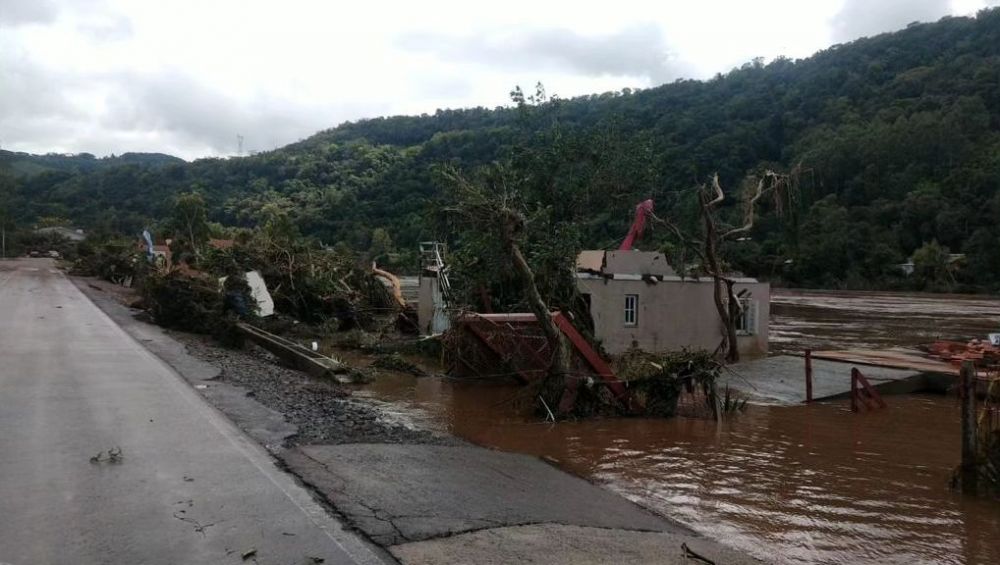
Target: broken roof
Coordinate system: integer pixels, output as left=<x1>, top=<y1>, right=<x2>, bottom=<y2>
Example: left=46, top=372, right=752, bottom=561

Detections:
left=576, top=250, right=605, bottom=273
left=576, top=250, right=676, bottom=277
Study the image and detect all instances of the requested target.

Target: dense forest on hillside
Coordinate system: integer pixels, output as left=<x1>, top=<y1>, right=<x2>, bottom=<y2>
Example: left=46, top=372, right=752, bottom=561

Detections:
left=0, top=150, right=182, bottom=177
left=2, top=9, right=1000, bottom=291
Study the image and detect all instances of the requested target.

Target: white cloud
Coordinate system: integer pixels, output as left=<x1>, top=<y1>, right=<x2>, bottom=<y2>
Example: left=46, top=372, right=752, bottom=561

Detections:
left=0, top=0, right=995, bottom=159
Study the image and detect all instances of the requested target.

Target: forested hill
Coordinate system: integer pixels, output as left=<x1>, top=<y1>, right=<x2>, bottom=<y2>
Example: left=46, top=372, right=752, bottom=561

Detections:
left=3, top=9, right=1000, bottom=290
left=0, top=150, right=183, bottom=177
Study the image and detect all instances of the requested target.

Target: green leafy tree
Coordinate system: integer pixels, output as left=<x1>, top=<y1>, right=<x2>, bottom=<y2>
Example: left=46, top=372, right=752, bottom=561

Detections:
left=369, top=227, right=393, bottom=262
left=170, top=191, right=210, bottom=262
left=912, top=240, right=954, bottom=290
left=0, top=171, right=17, bottom=258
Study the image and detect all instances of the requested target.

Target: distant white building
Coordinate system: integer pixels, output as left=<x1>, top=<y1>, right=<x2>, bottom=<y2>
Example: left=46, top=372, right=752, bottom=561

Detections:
left=34, top=226, right=85, bottom=242
left=897, top=253, right=965, bottom=276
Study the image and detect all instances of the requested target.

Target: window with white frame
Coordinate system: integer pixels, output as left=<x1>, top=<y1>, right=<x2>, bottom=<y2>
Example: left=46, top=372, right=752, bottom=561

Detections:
left=624, top=294, right=638, bottom=326
left=734, top=297, right=757, bottom=335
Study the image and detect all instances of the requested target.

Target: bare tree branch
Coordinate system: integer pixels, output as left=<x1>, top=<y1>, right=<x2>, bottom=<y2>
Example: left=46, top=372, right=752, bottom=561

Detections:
left=721, top=174, right=770, bottom=240
left=706, top=173, right=724, bottom=208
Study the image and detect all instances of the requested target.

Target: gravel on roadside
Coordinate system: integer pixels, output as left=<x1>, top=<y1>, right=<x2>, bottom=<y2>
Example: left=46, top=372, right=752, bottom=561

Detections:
left=174, top=334, right=449, bottom=446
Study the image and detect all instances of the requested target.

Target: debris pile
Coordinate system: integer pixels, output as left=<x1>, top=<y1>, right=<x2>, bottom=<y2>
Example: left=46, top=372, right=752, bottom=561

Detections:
left=72, top=238, right=145, bottom=286
left=616, top=348, right=745, bottom=418
left=141, top=269, right=233, bottom=337
left=124, top=233, right=409, bottom=348
left=202, top=238, right=400, bottom=331
left=445, top=312, right=631, bottom=418
left=925, top=340, right=1000, bottom=368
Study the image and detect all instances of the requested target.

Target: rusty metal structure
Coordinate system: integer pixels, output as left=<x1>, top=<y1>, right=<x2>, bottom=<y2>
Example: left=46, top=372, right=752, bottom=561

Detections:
left=450, top=312, right=636, bottom=413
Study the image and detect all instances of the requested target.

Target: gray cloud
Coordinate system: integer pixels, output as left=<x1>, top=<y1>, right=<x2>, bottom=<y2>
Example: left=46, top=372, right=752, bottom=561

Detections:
left=0, top=56, right=387, bottom=158
left=112, top=72, right=388, bottom=155
left=399, top=23, right=691, bottom=84
left=0, top=0, right=57, bottom=27
left=831, top=0, right=953, bottom=43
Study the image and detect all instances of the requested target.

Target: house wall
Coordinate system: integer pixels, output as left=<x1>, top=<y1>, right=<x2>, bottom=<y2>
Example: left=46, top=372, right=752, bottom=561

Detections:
left=578, top=277, right=769, bottom=358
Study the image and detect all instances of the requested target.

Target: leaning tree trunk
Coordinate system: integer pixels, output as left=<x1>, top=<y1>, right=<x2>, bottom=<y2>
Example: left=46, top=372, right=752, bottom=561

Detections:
left=701, top=196, right=740, bottom=363
left=503, top=221, right=573, bottom=417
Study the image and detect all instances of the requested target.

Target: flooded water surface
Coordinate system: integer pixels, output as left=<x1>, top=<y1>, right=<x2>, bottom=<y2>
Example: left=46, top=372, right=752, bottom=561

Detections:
left=348, top=289, right=1000, bottom=564
left=770, top=289, right=1000, bottom=354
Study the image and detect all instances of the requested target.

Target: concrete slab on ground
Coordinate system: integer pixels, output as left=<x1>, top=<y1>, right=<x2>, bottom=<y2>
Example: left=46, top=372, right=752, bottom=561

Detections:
left=390, top=523, right=761, bottom=565
left=283, top=443, right=674, bottom=546
left=723, top=354, right=922, bottom=404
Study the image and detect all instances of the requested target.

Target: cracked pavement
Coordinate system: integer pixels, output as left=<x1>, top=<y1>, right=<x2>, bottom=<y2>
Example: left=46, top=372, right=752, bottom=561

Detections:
left=282, top=443, right=762, bottom=564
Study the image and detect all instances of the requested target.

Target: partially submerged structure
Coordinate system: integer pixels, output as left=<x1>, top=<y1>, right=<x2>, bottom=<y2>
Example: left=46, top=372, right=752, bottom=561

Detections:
left=417, top=242, right=451, bottom=335
left=576, top=250, right=769, bottom=358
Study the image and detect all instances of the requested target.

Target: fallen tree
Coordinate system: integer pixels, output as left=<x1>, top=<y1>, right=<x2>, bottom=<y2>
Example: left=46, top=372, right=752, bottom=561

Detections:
left=441, top=165, right=574, bottom=415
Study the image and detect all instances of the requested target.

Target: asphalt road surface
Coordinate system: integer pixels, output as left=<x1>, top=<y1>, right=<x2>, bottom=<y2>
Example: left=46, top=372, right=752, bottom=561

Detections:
left=0, top=259, right=386, bottom=565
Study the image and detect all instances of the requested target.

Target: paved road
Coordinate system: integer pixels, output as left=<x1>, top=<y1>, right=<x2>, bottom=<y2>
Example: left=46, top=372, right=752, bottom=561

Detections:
left=0, top=259, right=386, bottom=565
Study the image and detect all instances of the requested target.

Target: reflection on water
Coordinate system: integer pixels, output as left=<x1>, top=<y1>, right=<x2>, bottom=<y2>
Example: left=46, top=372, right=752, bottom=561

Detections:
left=345, top=289, right=1000, bottom=564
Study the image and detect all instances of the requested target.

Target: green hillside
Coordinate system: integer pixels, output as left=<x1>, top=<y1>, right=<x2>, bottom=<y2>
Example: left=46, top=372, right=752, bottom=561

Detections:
left=0, top=150, right=183, bottom=177
left=2, top=8, right=1000, bottom=290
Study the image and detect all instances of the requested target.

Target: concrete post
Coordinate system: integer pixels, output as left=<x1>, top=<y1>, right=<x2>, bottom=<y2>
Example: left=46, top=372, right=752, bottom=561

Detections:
left=960, top=360, right=978, bottom=495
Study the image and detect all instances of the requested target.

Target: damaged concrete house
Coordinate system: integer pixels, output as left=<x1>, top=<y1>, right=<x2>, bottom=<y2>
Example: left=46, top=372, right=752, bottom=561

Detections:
left=576, top=249, right=770, bottom=358
left=417, top=237, right=770, bottom=360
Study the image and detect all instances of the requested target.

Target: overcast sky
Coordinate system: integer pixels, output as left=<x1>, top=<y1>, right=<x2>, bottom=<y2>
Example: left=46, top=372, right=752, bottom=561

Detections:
left=1, top=0, right=998, bottom=160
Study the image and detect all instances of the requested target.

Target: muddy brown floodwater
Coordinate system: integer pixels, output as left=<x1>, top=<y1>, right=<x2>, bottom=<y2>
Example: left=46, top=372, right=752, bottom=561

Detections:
left=345, top=289, right=1000, bottom=564
left=769, top=289, right=1000, bottom=355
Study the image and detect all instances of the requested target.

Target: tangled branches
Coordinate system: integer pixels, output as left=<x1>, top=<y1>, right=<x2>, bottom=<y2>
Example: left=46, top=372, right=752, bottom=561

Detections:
left=617, top=349, right=746, bottom=418
left=201, top=233, right=396, bottom=330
